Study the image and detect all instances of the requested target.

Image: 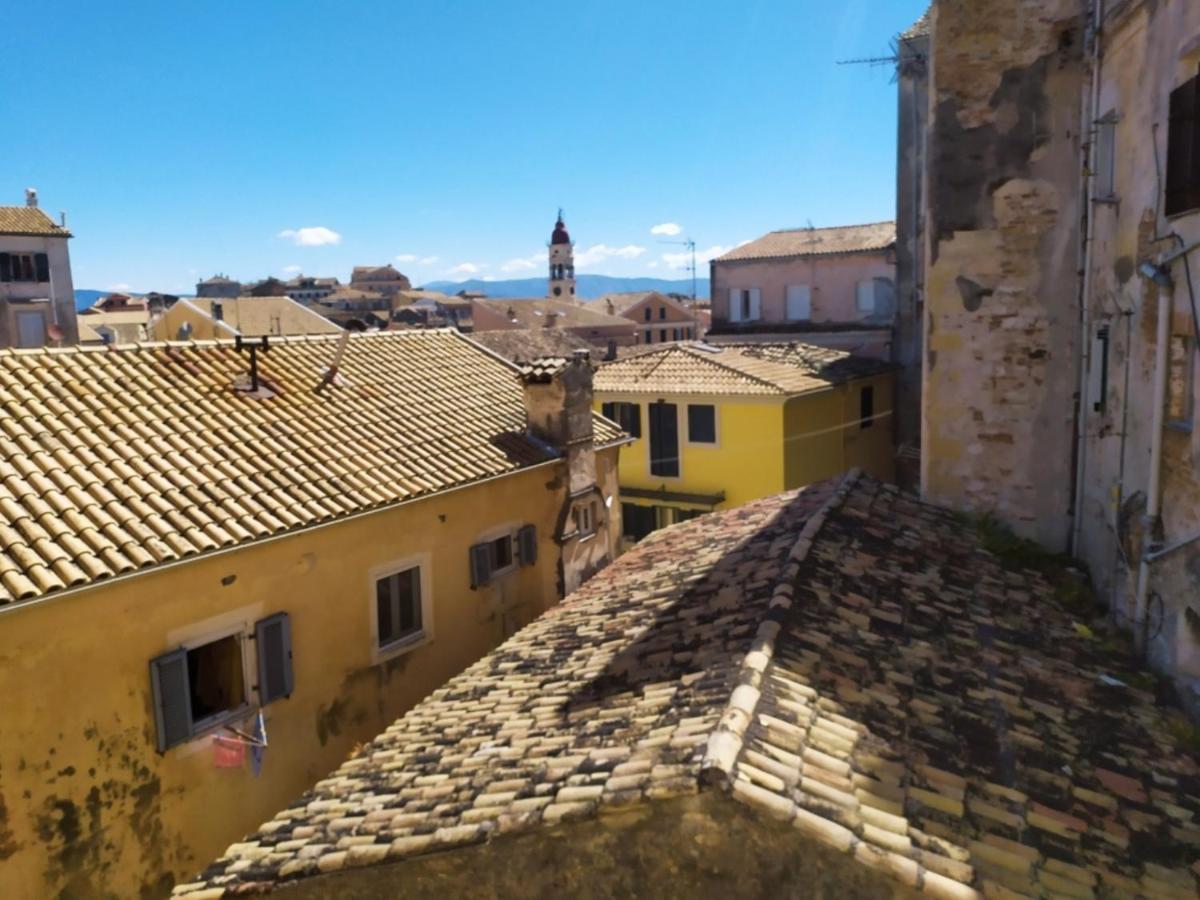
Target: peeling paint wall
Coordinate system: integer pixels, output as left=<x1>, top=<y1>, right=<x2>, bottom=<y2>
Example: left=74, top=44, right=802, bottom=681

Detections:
left=0, top=454, right=618, bottom=898
left=1075, top=0, right=1200, bottom=712
left=921, top=0, right=1088, bottom=550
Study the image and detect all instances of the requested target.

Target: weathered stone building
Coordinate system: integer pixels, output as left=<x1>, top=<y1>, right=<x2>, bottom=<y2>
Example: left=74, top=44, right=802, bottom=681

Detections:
left=919, top=0, right=1200, bottom=708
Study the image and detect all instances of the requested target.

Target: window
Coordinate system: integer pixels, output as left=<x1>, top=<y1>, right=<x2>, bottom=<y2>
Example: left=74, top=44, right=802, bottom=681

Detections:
left=622, top=502, right=656, bottom=542
left=648, top=401, right=680, bottom=477
left=728, top=288, right=761, bottom=323
left=149, top=613, right=292, bottom=752
left=860, top=385, right=875, bottom=429
left=672, top=328, right=680, bottom=340
left=1090, top=325, right=1110, bottom=414
left=0, top=252, right=48, bottom=283
left=1167, top=69, right=1200, bottom=217
left=1094, top=111, right=1118, bottom=202
left=376, top=566, right=422, bottom=649
left=644, top=307, right=651, bottom=322
left=470, top=525, right=536, bottom=587
left=15, top=311, right=46, bottom=348
left=574, top=502, right=595, bottom=537
left=786, top=285, right=812, bottom=321
left=658, top=306, right=666, bottom=320
left=687, top=404, right=716, bottom=443
left=602, top=401, right=642, bottom=437
left=659, top=328, right=667, bottom=342
left=856, top=280, right=877, bottom=314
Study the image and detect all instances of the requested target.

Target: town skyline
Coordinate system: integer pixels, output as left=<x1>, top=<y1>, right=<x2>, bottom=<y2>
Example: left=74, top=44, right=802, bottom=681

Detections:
left=2, top=0, right=925, bottom=293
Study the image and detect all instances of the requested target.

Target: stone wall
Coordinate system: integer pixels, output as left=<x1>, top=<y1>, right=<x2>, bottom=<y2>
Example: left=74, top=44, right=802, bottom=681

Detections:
left=279, top=793, right=903, bottom=900
left=921, top=0, right=1087, bottom=550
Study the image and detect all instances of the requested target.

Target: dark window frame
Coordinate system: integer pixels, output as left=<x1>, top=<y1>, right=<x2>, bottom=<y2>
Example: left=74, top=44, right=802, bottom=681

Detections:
left=1166, top=68, right=1200, bottom=217
left=375, top=565, right=424, bottom=650
left=648, top=401, right=680, bottom=477
left=687, top=404, right=717, bottom=443
left=860, top=385, right=875, bottom=429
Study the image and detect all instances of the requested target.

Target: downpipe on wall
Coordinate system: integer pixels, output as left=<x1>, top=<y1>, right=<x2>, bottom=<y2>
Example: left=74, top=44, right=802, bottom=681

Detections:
left=1133, top=263, right=1174, bottom=653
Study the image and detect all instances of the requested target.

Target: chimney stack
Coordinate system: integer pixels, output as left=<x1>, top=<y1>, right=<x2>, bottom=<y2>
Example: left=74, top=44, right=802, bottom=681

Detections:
left=519, top=351, right=596, bottom=496
left=25, top=188, right=38, bottom=208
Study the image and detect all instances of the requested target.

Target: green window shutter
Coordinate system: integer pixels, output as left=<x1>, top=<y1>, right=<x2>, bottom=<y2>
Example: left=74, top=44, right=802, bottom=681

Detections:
left=34, top=253, right=49, bottom=283
left=469, top=543, right=492, bottom=588
left=150, top=648, right=192, bottom=752
left=517, top=524, right=537, bottom=566
left=255, top=612, right=293, bottom=704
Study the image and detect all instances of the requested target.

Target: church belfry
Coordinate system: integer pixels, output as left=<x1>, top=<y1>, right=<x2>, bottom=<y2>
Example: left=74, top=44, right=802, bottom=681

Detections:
left=548, top=210, right=575, bottom=298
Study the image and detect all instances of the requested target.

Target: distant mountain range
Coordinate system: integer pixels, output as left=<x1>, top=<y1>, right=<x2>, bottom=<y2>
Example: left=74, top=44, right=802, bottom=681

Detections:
left=421, top=275, right=709, bottom=300
left=74, top=274, right=709, bottom=311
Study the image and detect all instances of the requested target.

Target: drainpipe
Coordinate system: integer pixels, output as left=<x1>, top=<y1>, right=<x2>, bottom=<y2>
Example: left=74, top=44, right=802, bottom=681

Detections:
left=1070, top=0, right=1105, bottom=557
left=1133, top=262, right=1173, bottom=652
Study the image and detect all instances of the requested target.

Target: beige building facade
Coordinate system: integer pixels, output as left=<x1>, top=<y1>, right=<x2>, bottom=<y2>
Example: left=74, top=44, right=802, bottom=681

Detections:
left=0, top=190, right=78, bottom=347
left=919, top=0, right=1200, bottom=709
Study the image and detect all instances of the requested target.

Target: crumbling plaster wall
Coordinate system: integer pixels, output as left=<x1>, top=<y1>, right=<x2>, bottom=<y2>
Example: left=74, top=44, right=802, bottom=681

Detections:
left=1076, top=0, right=1200, bottom=709
left=921, top=0, right=1087, bottom=550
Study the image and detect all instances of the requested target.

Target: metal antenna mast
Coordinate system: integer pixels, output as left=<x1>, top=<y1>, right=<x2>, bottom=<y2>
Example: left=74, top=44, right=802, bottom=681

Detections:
left=658, top=237, right=697, bottom=302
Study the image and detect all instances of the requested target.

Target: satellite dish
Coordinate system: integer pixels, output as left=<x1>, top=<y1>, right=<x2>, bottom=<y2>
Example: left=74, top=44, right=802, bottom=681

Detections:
left=47, top=323, right=65, bottom=343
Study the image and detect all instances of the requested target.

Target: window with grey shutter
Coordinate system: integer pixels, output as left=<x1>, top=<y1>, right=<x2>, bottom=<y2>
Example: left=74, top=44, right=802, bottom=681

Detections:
left=34, top=253, right=49, bottom=283
left=517, top=524, right=537, bottom=565
left=0, top=253, right=10, bottom=283
left=150, top=649, right=193, bottom=752
left=469, top=542, right=492, bottom=588
left=255, top=613, right=293, bottom=704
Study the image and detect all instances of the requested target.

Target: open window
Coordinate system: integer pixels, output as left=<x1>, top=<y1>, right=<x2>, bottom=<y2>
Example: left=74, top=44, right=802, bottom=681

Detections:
left=1167, top=68, right=1200, bottom=217
left=470, top=525, right=536, bottom=588
left=860, top=385, right=875, bottom=429
left=375, top=566, right=423, bottom=650
left=149, top=613, right=292, bottom=753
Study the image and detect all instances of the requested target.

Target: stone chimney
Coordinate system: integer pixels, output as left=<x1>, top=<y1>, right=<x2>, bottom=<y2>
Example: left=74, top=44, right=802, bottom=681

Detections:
left=25, top=188, right=38, bottom=208
left=519, top=349, right=596, bottom=495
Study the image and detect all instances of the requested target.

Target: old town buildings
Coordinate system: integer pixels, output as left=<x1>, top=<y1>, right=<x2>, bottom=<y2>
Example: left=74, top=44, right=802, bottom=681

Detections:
left=0, top=189, right=78, bottom=348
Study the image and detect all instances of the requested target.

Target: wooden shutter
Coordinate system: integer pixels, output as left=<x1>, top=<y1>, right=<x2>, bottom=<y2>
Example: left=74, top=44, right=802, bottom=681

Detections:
left=255, top=612, right=293, bottom=704
left=150, top=648, right=192, bottom=752
left=517, top=524, right=537, bottom=565
left=649, top=402, right=680, bottom=477
left=624, top=403, right=642, bottom=438
left=786, top=285, right=811, bottom=321
left=729, top=289, right=743, bottom=322
left=469, top=543, right=492, bottom=588
left=0, top=253, right=10, bottom=282
left=748, top=289, right=761, bottom=321
left=601, top=402, right=616, bottom=421
left=34, top=253, right=49, bottom=283
left=1166, top=74, right=1200, bottom=216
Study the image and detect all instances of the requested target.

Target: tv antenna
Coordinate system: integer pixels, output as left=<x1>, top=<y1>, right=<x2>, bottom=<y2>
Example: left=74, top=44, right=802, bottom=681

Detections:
left=657, top=237, right=697, bottom=302
left=836, top=38, right=903, bottom=83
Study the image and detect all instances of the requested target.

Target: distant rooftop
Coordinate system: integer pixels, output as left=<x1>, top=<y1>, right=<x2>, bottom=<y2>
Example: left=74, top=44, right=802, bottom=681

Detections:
left=716, top=221, right=896, bottom=264
left=0, top=206, right=71, bottom=238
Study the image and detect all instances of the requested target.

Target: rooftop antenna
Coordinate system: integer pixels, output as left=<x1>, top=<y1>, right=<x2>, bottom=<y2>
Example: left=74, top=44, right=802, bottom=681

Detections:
left=836, top=38, right=902, bottom=84
left=657, top=237, right=697, bottom=302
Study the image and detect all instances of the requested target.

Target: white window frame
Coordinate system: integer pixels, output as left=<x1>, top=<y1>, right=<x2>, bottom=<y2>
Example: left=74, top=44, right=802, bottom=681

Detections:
left=684, top=402, right=721, bottom=448
left=856, top=280, right=877, bottom=315
left=369, top=552, right=433, bottom=663
left=473, top=523, right=522, bottom=585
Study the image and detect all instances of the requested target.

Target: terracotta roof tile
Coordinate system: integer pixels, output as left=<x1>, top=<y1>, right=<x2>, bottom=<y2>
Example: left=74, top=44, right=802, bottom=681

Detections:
left=0, top=206, right=71, bottom=237
left=181, top=472, right=1200, bottom=898
left=716, top=221, right=895, bottom=263
left=0, top=330, right=624, bottom=608
left=594, top=342, right=895, bottom=396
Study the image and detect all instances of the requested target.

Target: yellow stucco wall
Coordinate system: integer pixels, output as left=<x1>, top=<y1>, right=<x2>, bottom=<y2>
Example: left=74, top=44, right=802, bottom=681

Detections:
left=597, top=377, right=894, bottom=521
left=596, top=394, right=786, bottom=509
left=0, top=450, right=620, bottom=898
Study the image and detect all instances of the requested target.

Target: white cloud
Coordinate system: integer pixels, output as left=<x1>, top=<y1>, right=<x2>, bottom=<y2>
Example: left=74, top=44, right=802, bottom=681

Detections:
left=445, top=262, right=485, bottom=277
left=108, top=282, right=131, bottom=291
left=646, top=260, right=659, bottom=269
left=650, top=222, right=682, bottom=237
left=396, top=253, right=440, bottom=265
left=662, top=244, right=730, bottom=271
left=500, top=252, right=544, bottom=273
left=574, top=244, right=647, bottom=268
left=282, top=265, right=302, bottom=274
left=277, top=226, right=342, bottom=246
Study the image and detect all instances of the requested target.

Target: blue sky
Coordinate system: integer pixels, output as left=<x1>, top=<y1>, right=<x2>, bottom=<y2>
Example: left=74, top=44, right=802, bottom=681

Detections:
left=3, top=0, right=926, bottom=292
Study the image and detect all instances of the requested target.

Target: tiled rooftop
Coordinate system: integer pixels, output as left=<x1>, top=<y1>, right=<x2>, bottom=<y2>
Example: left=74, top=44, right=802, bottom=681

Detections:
left=183, top=297, right=343, bottom=337
left=716, top=221, right=896, bottom=263
left=179, top=472, right=1200, bottom=899
left=0, top=330, right=625, bottom=608
left=594, top=342, right=895, bottom=396
left=0, top=206, right=72, bottom=237
left=468, top=328, right=599, bottom=364
left=475, top=298, right=635, bottom=331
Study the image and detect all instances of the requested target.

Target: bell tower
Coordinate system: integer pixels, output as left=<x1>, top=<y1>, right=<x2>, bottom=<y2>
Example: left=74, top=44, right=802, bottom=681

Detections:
left=548, top=209, right=575, bottom=298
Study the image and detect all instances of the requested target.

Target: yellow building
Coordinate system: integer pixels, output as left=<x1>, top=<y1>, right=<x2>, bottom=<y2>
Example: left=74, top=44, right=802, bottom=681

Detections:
left=594, top=342, right=894, bottom=540
left=0, top=331, right=626, bottom=897
left=150, top=295, right=342, bottom=341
